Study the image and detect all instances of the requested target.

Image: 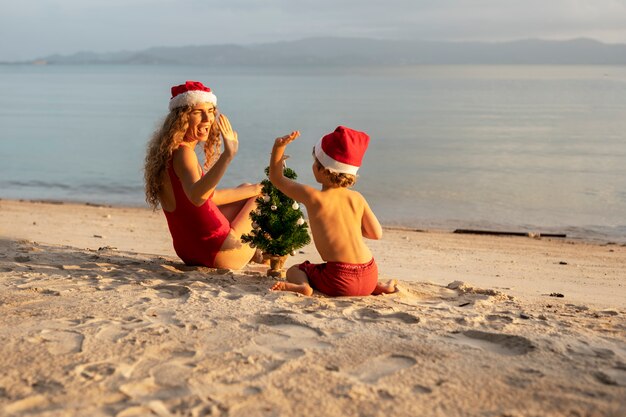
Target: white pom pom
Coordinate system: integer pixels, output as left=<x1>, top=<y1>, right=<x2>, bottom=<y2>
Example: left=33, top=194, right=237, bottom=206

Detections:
left=292, top=202, right=299, bottom=210
left=271, top=205, right=277, bottom=211
left=263, top=195, right=270, bottom=203
left=297, top=217, right=304, bottom=225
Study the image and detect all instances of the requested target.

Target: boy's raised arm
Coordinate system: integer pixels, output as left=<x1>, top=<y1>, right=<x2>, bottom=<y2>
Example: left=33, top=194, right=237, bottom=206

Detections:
left=269, top=131, right=317, bottom=204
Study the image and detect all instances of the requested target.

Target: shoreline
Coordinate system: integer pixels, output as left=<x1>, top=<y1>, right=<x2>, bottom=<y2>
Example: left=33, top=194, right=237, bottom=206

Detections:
left=1, top=198, right=624, bottom=309
left=4, top=197, right=625, bottom=246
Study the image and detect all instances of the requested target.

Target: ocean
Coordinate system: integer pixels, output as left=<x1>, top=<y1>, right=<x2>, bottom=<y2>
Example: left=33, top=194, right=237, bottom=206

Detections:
left=1, top=64, right=625, bottom=242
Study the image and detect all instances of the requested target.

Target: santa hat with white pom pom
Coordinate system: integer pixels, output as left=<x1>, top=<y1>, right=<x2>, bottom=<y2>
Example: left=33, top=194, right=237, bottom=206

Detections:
left=169, top=80, right=217, bottom=111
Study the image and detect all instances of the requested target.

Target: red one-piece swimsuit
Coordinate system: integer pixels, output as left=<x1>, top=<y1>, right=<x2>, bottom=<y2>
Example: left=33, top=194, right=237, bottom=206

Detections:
left=162, top=158, right=231, bottom=267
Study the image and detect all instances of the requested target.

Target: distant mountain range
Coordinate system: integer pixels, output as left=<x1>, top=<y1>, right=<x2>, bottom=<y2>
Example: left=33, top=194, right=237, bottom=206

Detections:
left=10, top=37, right=626, bottom=66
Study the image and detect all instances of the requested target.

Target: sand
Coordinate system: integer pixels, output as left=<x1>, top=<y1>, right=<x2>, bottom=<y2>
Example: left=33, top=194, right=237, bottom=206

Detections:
left=1, top=199, right=625, bottom=417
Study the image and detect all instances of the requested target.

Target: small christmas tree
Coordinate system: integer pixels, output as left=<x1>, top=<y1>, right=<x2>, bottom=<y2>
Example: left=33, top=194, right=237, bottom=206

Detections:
left=241, top=166, right=311, bottom=276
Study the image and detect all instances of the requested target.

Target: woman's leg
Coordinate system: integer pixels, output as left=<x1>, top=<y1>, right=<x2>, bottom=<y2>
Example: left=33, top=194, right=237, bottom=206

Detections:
left=217, top=183, right=255, bottom=222
left=214, top=182, right=260, bottom=209
left=212, top=196, right=258, bottom=270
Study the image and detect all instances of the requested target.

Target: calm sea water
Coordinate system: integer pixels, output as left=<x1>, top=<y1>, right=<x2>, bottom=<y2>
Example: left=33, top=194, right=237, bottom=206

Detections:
left=1, top=64, right=625, bottom=242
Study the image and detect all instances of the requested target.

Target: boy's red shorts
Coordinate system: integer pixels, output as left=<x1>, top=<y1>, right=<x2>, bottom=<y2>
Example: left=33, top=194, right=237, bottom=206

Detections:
left=298, top=258, right=378, bottom=296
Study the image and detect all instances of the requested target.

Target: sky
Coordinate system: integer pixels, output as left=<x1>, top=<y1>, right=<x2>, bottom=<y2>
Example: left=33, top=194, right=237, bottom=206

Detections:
left=2, top=0, right=626, bottom=61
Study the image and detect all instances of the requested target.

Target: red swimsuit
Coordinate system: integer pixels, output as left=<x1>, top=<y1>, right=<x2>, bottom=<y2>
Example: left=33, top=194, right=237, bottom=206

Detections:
left=163, top=159, right=231, bottom=267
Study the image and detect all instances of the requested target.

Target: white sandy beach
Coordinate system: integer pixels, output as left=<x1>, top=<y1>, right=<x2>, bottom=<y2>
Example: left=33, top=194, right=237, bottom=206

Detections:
left=1, top=199, right=625, bottom=416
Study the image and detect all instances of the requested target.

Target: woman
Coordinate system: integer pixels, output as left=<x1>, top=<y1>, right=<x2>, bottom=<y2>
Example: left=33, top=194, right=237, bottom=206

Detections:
left=145, top=80, right=261, bottom=269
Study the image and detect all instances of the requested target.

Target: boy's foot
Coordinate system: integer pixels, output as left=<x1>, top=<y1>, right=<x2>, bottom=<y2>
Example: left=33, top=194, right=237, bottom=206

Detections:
left=373, top=279, right=398, bottom=295
left=270, top=281, right=313, bottom=296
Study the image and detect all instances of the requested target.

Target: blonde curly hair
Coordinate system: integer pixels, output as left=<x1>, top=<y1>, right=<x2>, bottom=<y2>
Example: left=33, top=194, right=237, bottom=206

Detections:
left=144, top=106, right=221, bottom=209
left=314, top=158, right=357, bottom=188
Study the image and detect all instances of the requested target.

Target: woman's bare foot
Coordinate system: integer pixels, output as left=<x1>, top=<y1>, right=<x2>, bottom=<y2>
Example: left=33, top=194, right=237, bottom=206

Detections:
left=270, top=281, right=313, bottom=296
left=372, top=279, right=397, bottom=295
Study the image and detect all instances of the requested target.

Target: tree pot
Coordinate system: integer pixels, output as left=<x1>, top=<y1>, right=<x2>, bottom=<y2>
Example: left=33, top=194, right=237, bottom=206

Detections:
left=267, top=255, right=288, bottom=278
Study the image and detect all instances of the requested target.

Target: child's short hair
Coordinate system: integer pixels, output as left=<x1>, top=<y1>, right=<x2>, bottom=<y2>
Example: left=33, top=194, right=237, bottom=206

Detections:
left=314, top=158, right=356, bottom=188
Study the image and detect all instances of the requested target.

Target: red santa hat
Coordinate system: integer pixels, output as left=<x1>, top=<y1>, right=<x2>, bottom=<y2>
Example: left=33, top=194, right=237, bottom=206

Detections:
left=169, top=80, right=217, bottom=111
left=314, top=126, right=370, bottom=175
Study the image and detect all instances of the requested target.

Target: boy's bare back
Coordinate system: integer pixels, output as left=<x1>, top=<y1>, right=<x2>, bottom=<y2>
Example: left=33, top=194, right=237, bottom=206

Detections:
left=304, top=187, right=376, bottom=264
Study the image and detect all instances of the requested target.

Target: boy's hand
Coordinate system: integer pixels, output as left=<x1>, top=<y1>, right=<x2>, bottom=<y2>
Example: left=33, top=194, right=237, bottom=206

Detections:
left=274, top=131, right=300, bottom=148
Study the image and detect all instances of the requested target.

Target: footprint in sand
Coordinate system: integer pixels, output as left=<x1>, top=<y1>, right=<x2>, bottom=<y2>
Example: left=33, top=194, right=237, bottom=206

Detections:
left=153, top=284, right=191, bottom=301
left=150, top=362, right=194, bottom=388
left=255, top=314, right=323, bottom=334
left=144, top=308, right=184, bottom=328
left=76, top=361, right=117, bottom=381
left=252, top=314, right=330, bottom=357
left=483, top=314, right=515, bottom=330
left=566, top=341, right=616, bottom=360
left=348, top=307, right=420, bottom=324
left=350, top=354, right=417, bottom=384
left=451, top=330, right=535, bottom=356
left=40, top=329, right=84, bottom=355
left=95, top=323, right=129, bottom=343
left=223, top=284, right=262, bottom=301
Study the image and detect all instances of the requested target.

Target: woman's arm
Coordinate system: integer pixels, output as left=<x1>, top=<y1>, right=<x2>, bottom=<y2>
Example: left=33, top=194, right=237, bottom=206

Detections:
left=174, top=146, right=234, bottom=206
left=174, top=114, right=239, bottom=206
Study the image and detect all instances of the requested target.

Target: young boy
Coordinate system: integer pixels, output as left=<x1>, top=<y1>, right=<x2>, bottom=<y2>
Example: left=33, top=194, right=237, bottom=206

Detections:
left=268, top=126, right=397, bottom=296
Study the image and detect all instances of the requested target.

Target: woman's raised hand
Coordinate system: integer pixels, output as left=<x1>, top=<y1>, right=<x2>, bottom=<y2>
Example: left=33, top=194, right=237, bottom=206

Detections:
left=217, top=114, right=239, bottom=157
left=274, top=131, right=300, bottom=148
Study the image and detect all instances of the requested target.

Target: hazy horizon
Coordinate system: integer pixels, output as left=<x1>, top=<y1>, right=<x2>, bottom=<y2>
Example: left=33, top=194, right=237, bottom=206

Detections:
left=2, top=0, right=626, bottom=62
left=28, top=36, right=626, bottom=61
left=9, top=36, right=625, bottom=67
